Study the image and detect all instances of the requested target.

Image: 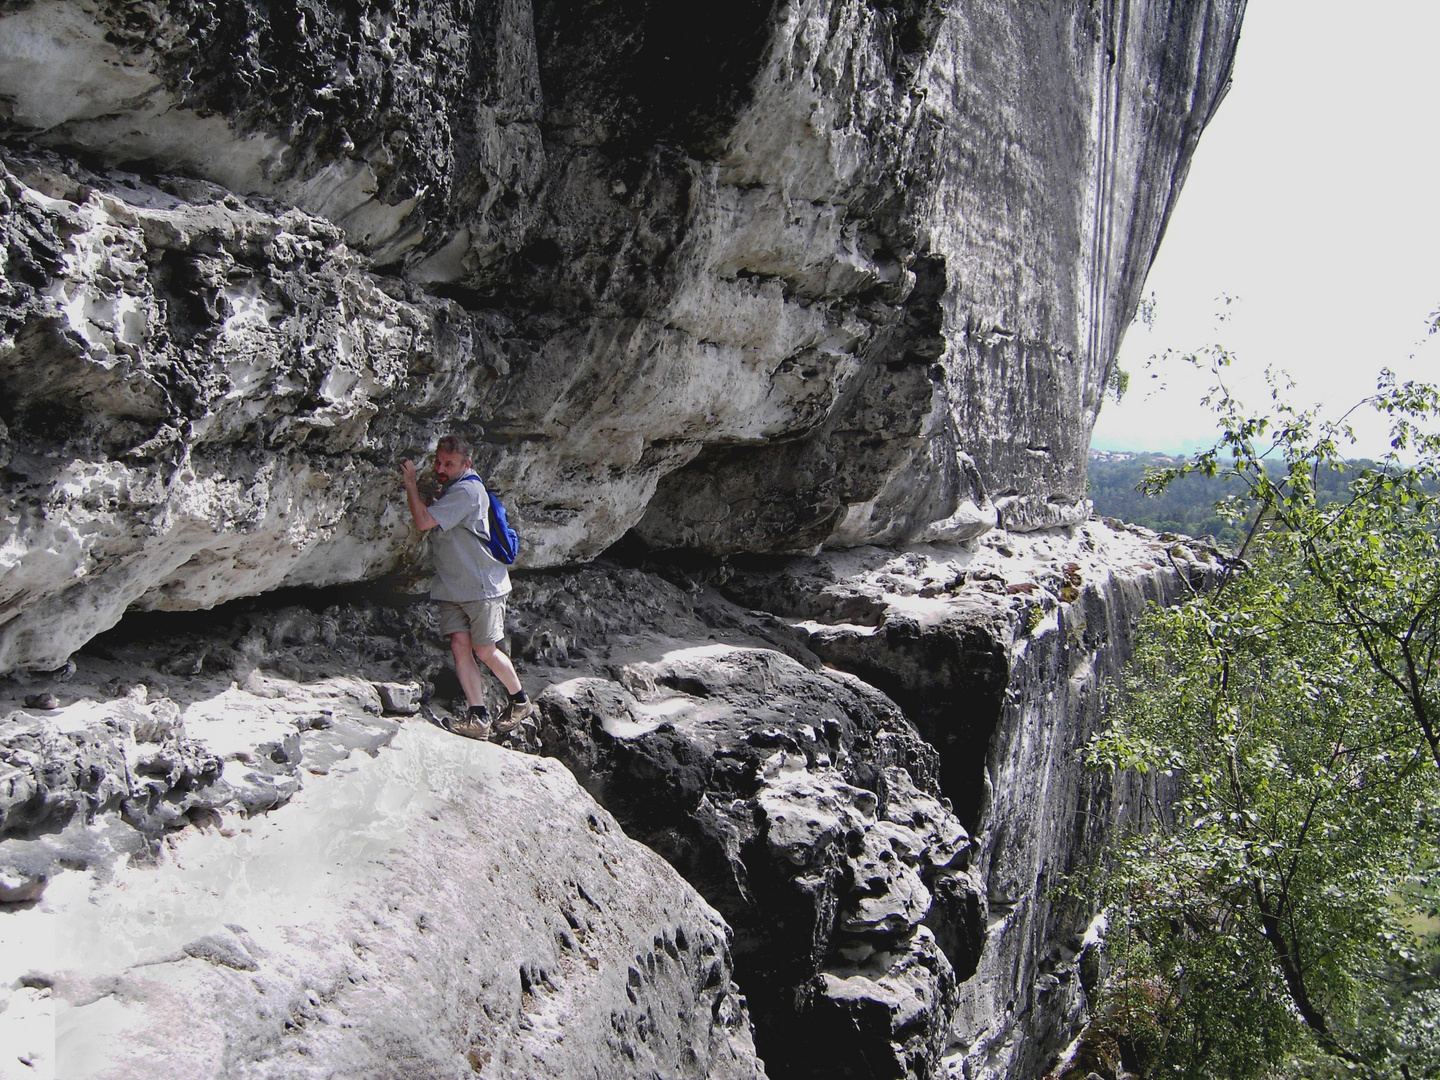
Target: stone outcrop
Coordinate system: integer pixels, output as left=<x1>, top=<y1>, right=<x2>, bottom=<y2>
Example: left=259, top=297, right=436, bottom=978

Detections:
left=0, top=1, right=1248, bottom=1075
left=497, top=520, right=1219, bottom=1078
left=0, top=677, right=394, bottom=893
left=1, top=522, right=1219, bottom=1078
left=0, top=0, right=1244, bottom=671
left=711, top=524, right=1220, bottom=1077
left=515, top=568, right=981, bottom=1078
left=0, top=625, right=765, bottom=1080
left=18, top=735, right=765, bottom=1080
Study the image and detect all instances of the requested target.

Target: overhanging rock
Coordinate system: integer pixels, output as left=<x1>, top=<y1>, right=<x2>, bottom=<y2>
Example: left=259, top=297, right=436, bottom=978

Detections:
left=0, top=0, right=1244, bottom=671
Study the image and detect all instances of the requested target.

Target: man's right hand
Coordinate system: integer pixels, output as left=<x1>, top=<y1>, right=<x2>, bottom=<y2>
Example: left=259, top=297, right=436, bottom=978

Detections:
left=401, top=459, right=439, bottom=531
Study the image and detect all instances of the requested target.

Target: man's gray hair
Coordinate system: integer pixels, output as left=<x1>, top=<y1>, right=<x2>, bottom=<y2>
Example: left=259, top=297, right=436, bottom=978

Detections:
left=435, top=434, right=473, bottom=461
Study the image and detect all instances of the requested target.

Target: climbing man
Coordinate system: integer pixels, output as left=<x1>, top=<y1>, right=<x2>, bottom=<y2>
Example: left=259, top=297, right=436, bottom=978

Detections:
left=400, top=434, right=536, bottom=740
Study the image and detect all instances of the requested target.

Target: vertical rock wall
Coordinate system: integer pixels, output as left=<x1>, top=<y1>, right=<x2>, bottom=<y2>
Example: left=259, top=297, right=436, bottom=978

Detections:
left=707, top=523, right=1217, bottom=1077
left=638, top=0, right=1243, bottom=546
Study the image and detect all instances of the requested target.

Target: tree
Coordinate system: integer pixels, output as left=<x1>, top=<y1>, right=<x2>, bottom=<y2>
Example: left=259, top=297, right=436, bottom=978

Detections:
left=1084, top=357, right=1440, bottom=1079
left=1143, top=363, right=1440, bottom=773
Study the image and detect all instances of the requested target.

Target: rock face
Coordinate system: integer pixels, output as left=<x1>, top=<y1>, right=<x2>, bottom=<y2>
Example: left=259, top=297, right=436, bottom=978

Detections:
left=519, top=578, right=981, bottom=1078
left=12, top=732, right=765, bottom=1080
left=1, top=523, right=1220, bottom=1078
left=0, top=0, right=1244, bottom=671
left=0, top=625, right=765, bottom=1080
left=711, top=526, right=1221, bottom=1077
left=496, top=521, right=1220, bottom=1078
left=0, top=1, right=1248, bottom=1075
left=0, top=606, right=414, bottom=896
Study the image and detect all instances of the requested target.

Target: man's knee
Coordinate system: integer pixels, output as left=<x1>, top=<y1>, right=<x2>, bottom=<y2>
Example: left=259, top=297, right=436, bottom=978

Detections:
left=473, top=640, right=499, bottom=662
left=449, top=632, right=474, bottom=659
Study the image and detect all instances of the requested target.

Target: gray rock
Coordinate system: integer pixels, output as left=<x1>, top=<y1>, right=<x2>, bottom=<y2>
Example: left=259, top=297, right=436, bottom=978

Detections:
left=0, top=605, right=412, bottom=880
left=716, top=525, right=1222, bottom=1078
left=182, top=930, right=259, bottom=972
left=505, top=564, right=981, bottom=1077
left=0, top=867, right=46, bottom=904
left=29, top=729, right=765, bottom=1080
left=374, top=680, right=424, bottom=715
left=0, top=3, right=1249, bottom=1071
left=0, top=0, right=1244, bottom=672
left=499, top=526, right=1219, bottom=1078
left=0, top=522, right=1218, bottom=1078
left=810, top=926, right=959, bottom=1079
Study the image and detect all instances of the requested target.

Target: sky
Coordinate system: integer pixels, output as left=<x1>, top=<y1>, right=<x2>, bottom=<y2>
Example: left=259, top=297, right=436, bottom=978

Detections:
left=1090, top=1, right=1440, bottom=457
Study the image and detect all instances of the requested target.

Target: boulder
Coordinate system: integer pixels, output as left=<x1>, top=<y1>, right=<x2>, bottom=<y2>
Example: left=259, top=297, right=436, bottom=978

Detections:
left=495, top=563, right=980, bottom=1077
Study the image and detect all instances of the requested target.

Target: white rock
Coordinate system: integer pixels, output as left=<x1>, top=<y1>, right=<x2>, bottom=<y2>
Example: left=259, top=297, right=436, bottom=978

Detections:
left=6, top=726, right=764, bottom=1079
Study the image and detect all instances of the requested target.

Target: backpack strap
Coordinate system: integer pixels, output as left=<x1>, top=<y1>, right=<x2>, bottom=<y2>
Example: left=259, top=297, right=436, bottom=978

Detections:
left=449, top=474, right=518, bottom=564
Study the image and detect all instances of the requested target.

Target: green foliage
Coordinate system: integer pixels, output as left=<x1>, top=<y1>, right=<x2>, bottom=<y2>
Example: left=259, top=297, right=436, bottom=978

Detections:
left=1090, top=556, right=1435, bottom=1078
left=1086, top=356, right=1440, bottom=1079
left=1151, top=362, right=1440, bottom=772
left=1107, top=364, right=1132, bottom=403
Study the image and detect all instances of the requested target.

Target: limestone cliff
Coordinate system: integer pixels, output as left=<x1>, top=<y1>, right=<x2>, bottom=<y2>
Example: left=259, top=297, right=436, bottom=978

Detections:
left=0, top=1, right=1246, bottom=1077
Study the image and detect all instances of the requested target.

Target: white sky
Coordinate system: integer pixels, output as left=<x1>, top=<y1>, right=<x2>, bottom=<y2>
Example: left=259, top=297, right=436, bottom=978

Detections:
left=1090, top=1, right=1440, bottom=457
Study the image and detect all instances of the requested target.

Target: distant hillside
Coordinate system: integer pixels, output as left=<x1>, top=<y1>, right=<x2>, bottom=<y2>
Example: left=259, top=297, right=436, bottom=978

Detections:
left=1087, top=451, right=1247, bottom=544
left=1086, top=449, right=1389, bottom=546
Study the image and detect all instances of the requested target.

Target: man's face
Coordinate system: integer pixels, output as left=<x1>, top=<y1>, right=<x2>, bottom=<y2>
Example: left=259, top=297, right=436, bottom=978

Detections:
left=433, top=450, right=470, bottom=484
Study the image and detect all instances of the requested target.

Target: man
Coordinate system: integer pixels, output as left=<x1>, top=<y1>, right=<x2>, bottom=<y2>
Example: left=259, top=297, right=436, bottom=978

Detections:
left=401, top=434, right=536, bottom=740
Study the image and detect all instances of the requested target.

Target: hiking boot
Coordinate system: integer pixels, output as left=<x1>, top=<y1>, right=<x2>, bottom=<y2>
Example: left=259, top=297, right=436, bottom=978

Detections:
left=493, top=697, right=537, bottom=734
left=451, top=716, right=491, bottom=740
left=451, top=706, right=491, bottom=741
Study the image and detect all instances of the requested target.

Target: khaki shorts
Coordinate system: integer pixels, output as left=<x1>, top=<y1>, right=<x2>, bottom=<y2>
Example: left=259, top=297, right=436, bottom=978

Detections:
left=438, top=598, right=507, bottom=643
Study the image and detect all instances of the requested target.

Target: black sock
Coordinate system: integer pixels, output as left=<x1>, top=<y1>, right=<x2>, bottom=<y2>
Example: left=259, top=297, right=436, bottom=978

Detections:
left=510, top=689, right=528, bottom=703
left=469, top=704, right=489, bottom=719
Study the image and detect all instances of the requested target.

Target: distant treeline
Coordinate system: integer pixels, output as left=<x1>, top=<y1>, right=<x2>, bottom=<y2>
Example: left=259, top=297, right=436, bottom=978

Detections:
left=1086, top=451, right=1388, bottom=546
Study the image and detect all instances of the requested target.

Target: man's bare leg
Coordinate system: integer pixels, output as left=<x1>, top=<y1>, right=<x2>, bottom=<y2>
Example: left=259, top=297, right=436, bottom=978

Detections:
left=473, top=640, right=522, bottom=695
left=449, top=632, right=490, bottom=706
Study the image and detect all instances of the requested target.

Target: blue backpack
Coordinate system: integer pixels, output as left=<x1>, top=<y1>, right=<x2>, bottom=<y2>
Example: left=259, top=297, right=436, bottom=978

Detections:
left=456, top=475, right=520, bottom=564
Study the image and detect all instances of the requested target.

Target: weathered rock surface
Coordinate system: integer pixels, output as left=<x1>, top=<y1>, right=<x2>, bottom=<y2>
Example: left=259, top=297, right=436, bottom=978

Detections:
left=0, top=0, right=1249, bottom=1073
left=405, top=557, right=976, bottom=1077
left=0, top=0, right=1244, bottom=671
left=712, top=522, right=1222, bottom=1078
left=485, top=519, right=1216, bottom=1078
left=0, top=590, right=558, bottom=905
left=537, top=639, right=979, bottom=1077
left=3, top=726, right=764, bottom=1080
left=0, top=673, right=401, bottom=889
left=0, top=519, right=1222, bottom=1078
left=0, top=597, right=443, bottom=899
